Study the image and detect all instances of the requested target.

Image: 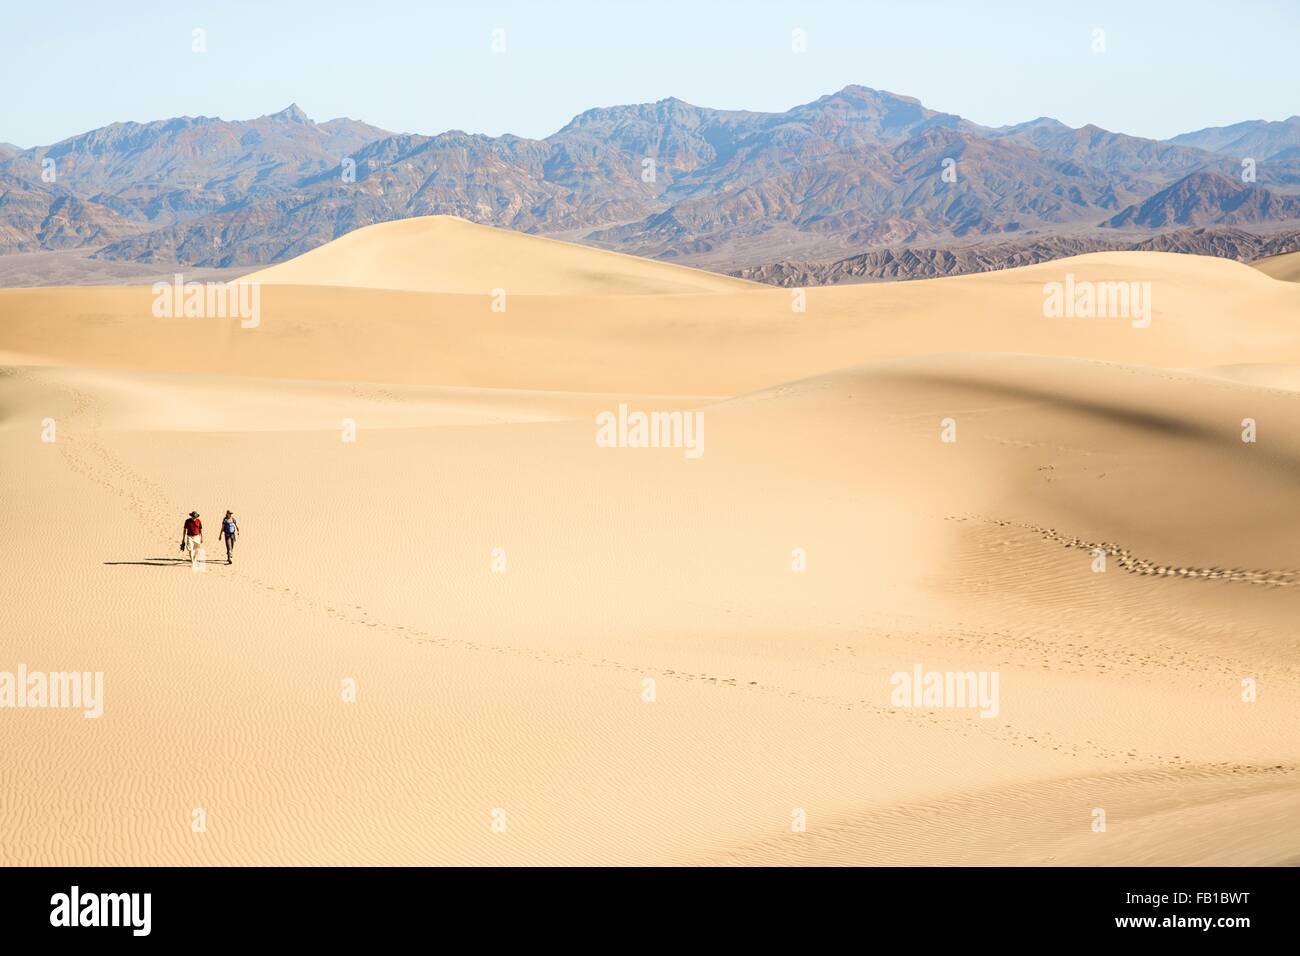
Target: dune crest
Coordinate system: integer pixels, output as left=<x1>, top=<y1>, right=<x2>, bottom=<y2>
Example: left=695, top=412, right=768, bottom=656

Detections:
left=1252, top=249, right=1300, bottom=282
left=243, top=215, right=760, bottom=296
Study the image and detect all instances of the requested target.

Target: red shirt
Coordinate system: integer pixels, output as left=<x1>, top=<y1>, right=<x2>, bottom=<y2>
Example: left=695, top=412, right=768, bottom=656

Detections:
left=184, top=518, right=202, bottom=536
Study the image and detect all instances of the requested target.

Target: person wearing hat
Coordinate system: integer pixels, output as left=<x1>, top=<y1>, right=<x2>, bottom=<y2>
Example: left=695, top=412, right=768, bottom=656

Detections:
left=220, top=510, right=238, bottom=565
left=180, top=511, right=203, bottom=567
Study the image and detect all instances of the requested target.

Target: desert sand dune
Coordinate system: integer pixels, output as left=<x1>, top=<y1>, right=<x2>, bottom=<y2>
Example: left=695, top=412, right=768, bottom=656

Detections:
left=4, top=250, right=1299, bottom=395
left=1, top=219, right=1296, bottom=865
left=1252, top=249, right=1300, bottom=282
left=244, top=215, right=759, bottom=295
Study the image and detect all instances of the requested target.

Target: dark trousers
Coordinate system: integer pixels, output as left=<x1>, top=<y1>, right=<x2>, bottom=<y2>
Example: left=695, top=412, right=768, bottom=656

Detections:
left=223, top=535, right=235, bottom=561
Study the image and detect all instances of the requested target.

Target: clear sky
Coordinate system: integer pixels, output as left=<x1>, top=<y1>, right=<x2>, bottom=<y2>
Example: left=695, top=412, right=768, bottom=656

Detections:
left=2, top=0, right=1295, bottom=147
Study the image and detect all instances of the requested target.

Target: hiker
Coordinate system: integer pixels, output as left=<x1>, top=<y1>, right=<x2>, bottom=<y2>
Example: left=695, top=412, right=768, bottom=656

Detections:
left=180, top=511, right=203, bottom=567
left=220, top=510, right=238, bottom=564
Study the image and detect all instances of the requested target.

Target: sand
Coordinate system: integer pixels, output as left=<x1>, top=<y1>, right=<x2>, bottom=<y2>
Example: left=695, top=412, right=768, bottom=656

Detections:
left=244, top=215, right=759, bottom=295
left=1, top=216, right=1297, bottom=865
left=1252, top=249, right=1300, bottom=283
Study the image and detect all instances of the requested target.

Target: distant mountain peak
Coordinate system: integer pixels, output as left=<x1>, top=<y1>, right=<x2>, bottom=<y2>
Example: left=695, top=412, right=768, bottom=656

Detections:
left=817, top=85, right=919, bottom=107
left=1169, top=115, right=1300, bottom=160
left=1104, top=170, right=1300, bottom=229
left=831, top=84, right=898, bottom=98
left=999, top=117, right=1071, bottom=133
left=267, top=103, right=312, bottom=124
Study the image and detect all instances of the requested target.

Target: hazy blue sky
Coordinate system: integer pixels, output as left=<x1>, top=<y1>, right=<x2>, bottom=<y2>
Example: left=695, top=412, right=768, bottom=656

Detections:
left=2, top=0, right=1295, bottom=147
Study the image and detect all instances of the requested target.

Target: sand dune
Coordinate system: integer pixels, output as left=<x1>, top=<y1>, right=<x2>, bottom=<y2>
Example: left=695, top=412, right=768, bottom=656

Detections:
left=244, top=215, right=759, bottom=295
left=1, top=219, right=1296, bottom=865
left=4, top=250, right=1298, bottom=395
left=1252, top=249, right=1300, bottom=282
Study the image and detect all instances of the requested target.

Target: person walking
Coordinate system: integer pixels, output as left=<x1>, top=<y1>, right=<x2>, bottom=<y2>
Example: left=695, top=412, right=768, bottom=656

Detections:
left=220, top=510, right=238, bottom=564
left=180, top=511, right=203, bottom=568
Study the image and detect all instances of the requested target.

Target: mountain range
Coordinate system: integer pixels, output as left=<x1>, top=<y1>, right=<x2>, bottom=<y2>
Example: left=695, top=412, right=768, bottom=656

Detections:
left=2, top=87, right=1298, bottom=283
